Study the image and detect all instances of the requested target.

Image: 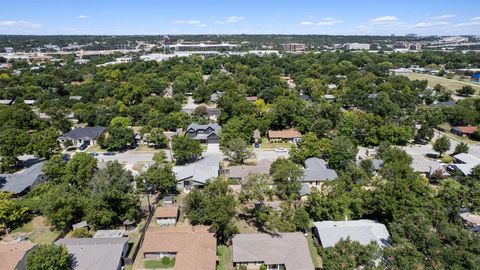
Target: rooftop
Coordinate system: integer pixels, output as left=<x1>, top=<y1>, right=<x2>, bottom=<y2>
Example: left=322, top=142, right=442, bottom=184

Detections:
left=55, top=237, right=128, bottom=270
left=154, top=205, right=179, bottom=218
left=60, top=126, right=106, bottom=141
left=313, top=220, right=390, bottom=248
left=93, top=230, right=125, bottom=238
left=303, top=157, right=337, bottom=182
left=232, top=232, right=314, bottom=270
left=136, top=225, right=216, bottom=270
left=268, top=128, right=302, bottom=139
left=0, top=161, right=45, bottom=194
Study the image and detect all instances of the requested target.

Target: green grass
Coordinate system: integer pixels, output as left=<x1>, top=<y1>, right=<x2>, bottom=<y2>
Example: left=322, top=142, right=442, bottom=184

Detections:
left=127, top=219, right=146, bottom=259
left=144, top=257, right=175, bottom=269
left=307, top=234, right=322, bottom=268
left=402, top=73, right=480, bottom=94
left=216, top=245, right=233, bottom=270
left=11, top=217, right=62, bottom=244
left=259, top=138, right=294, bottom=150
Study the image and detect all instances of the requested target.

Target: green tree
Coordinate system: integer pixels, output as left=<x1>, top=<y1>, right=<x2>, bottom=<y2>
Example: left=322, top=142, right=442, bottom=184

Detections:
left=63, top=152, right=97, bottom=188
left=99, top=123, right=134, bottom=151
left=0, top=128, right=30, bottom=170
left=30, top=127, right=61, bottom=159
left=0, top=192, right=28, bottom=234
left=319, top=239, right=380, bottom=270
left=270, top=158, right=303, bottom=199
left=137, top=163, right=177, bottom=195
left=456, top=86, right=475, bottom=97
left=26, top=244, right=71, bottom=270
left=293, top=206, right=310, bottom=232
left=144, top=128, right=168, bottom=148
left=224, top=137, right=253, bottom=164
left=328, top=136, right=357, bottom=171
left=454, top=142, right=469, bottom=154
left=110, top=116, right=132, bottom=127
left=239, top=173, right=272, bottom=203
left=290, top=132, right=331, bottom=164
left=433, top=136, right=450, bottom=157
left=172, top=135, right=202, bottom=164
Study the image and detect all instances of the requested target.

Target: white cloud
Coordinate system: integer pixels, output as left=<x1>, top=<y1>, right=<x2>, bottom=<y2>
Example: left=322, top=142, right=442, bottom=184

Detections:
left=300, top=21, right=314, bottom=25
left=173, top=19, right=202, bottom=25
left=214, top=16, right=245, bottom=24
left=412, top=21, right=449, bottom=28
left=187, top=20, right=201, bottom=24
left=316, top=18, right=343, bottom=26
left=454, top=21, right=480, bottom=27
left=78, top=15, right=88, bottom=19
left=470, top=16, right=480, bottom=21
left=370, top=16, right=398, bottom=25
left=198, top=24, right=208, bottom=27
left=0, top=20, right=42, bottom=29
left=430, top=14, right=455, bottom=20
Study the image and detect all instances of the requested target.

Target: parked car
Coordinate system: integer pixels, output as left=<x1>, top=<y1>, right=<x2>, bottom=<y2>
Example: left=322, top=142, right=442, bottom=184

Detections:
left=275, top=148, right=288, bottom=153
left=103, top=152, right=116, bottom=156
left=79, top=143, right=88, bottom=151
left=89, top=152, right=98, bottom=157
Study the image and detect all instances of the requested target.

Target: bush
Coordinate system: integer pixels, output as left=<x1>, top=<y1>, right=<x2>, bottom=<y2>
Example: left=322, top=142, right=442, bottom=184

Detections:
left=440, top=155, right=453, bottom=164
left=70, top=228, right=92, bottom=238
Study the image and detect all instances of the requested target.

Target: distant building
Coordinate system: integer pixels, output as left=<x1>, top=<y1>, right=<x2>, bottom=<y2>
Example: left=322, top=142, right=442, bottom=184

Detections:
left=55, top=238, right=129, bottom=270
left=232, top=232, right=315, bottom=270
left=74, top=59, right=90, bottom=65
left=448, top=153, right=480, bottom=176
left=312, top=220, right=390, bottom=248
left=345, top=43, right=370, bottom=50
left=58, top=126, right=106, bottom=148
left=227, top=159, right=272, bottom=183
left=282, top=43, right=306, bottom=52
left=0, top=161, right=46, bottom=196
left=168, top=42, right=237, bottom=52
left=451, top=126, right=477, bottom=137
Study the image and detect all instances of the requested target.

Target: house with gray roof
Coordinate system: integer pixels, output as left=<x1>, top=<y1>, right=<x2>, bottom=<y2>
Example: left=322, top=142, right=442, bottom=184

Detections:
left=55, top=237, right=129, bottom=270
left=0, top=161, right=45, bottom=195
left=449, top=153, right=480, bottom=176
left=173, top=144, right=220, bottom=189
left=302, top=157, right=337, bottom=188
left=232, top=232, right=314, bottom=270
left=312, top=220, right=390, bottom=248
left=185, top=123, right=221, bottom=144
left=59, top=126, right=106, bottom=148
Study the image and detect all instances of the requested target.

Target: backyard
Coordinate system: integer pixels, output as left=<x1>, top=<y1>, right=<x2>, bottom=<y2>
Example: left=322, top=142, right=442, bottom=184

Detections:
left=6, top=216, right=62, bottom=244
left=217, top=245, right=233, bottom=270
left=402, top=73, right=480, bottom=94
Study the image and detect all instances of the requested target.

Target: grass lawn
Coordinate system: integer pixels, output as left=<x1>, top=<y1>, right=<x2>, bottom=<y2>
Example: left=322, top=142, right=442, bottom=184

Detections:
left=10, top=216, right=62, bottom=244
left=216, top=245, right=233, bottom=270
left=259, top=138, right=294, bottom=150
left=127, top=219, right=147, bottom=259
left=135, top=144, right=162, bottom=153
left=402, top=73, right=480, bottom=94
left=144, top=258, right=175, bottom=269
left=307, top=234, right=322, bottom=268
left=85, top=144, right=104, bottom=153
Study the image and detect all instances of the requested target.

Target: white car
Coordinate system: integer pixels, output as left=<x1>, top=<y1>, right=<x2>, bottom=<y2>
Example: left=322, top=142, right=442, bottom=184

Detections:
left=275, top=148, right=288, bottom=153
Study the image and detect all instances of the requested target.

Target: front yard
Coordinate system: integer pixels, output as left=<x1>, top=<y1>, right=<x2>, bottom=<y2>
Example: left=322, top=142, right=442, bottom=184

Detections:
left=259, top=138, right=294, bottom=150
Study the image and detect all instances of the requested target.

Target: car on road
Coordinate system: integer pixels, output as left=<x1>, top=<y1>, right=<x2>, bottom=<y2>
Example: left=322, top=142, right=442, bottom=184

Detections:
left=275, top=148, right=288, bottom=153
left=103, top=152, right=116, bottom=156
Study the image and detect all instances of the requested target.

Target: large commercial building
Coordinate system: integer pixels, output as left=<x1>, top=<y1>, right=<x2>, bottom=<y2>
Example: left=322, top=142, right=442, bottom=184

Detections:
left=282, top=43, right=306, bottom=52
left=167, top=42, right=238, bottom=52
left=345, top=43, right=371, bottom=50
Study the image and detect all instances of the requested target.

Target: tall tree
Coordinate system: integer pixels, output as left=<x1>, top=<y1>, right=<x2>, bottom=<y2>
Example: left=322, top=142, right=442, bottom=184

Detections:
left=224, top=137, right=253, bottom=164
left=171, top=135, right=202, bottom=164
left=270, top=158, right=303, bottom=199
left=26, top=244, right=71, bottom=270
left=433, top=136, right=450, bottom=157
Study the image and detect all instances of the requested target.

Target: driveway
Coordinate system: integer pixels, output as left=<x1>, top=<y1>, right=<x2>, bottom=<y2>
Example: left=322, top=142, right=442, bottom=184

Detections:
left=253, top=148, right=289, bottom=162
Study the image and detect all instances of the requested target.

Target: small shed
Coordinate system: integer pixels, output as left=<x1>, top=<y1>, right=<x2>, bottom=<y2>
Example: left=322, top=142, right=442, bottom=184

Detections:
left=72, top=221, right=89, bottom=230
left=154, top=206, right=179, bottom=226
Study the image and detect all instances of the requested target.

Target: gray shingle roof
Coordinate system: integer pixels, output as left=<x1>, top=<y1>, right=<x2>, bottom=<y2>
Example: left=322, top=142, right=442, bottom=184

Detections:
left=55, top=237, right=128, bottom=270
left=186, top=123, right=221, bottom=135
left=0, top=161, right=45, bottom=194
left=232, top=233, right=314, bottom=270
left=302, top=157, right=337, bottom=182
left=60, top=126, right=106, bottom=141
left=313, top=220, right=390, bottom=248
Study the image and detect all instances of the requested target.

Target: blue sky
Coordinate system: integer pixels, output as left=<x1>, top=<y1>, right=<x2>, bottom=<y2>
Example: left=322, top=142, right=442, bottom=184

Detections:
left=1, top=0, right=479, bottom=35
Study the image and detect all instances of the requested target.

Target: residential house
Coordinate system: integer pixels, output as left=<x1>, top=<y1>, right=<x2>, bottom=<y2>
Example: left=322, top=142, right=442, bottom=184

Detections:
left=232, top=232, right=315, bottom=270
left=58, top=126, right=106, bottom=148
left=227, top=159, right=272, bottom=183
left=312, top=220, right=390, bottom=248
left=411, top=156, right=447, bottom=177
left=0, top=161, right=45, bottom=196
left=0, top=242, right=36, bottom=270
left=134, top=225, right=217, bottom=270
left=55, top=237, right=129, bottom=270
left=302, top=157, right=338, bottom=188
left=245, top=96, right=258, bottom=102
left=451, top=126, right=477, bottom=137
left=173, top=163, right=218, bottom=189
left=154, top=206, right=179, bottom=226
left=0, top=99, right=14, bottom=106
left=448, top=153, right=480, bottom=175
left=268, top=128, right=302, bottom=143
left=185, top=123, right=221, bottom=144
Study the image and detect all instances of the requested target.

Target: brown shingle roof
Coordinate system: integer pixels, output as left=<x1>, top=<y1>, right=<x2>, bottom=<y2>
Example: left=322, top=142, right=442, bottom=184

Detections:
left=135, top=225, right=216, bottom=270
left=268, top=128, right=302, bottom=139
left=453, top=126, right=477, bottom=134
left=0, top=243, right=36, bottom=270
left=154, top=206, right=179, bottom=219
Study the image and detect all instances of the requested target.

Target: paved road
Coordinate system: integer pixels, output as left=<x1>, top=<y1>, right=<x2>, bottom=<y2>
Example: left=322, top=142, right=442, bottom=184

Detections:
left=253, top=148, right=289, bottom=162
